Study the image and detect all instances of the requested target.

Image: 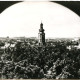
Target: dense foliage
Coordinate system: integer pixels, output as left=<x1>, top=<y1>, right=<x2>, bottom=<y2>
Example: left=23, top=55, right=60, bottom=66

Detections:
left=0, top=38, right=80, bottom=79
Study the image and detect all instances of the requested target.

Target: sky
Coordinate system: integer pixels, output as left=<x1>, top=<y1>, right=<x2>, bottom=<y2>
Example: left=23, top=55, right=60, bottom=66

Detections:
left=0, top=1, right=80, bottom=38
left=0, top=1, right=80, bottom=16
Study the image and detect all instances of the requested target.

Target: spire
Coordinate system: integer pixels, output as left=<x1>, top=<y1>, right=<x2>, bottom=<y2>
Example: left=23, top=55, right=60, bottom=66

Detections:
left=40, top=21, right=43, bottom=28
left=39, top=21, right=44, bottom=32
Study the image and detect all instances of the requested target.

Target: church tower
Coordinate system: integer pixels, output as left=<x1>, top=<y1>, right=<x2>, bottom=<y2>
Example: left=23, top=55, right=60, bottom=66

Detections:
left=38, top=22, right=45, bottom=46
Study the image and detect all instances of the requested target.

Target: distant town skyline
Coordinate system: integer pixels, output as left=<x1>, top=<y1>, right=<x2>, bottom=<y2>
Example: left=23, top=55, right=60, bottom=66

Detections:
left=0, top=2, right=80, bottom=38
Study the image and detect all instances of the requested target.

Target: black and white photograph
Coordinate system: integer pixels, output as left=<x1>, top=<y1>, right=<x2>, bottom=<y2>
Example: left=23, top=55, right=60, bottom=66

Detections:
left=0, top=1, right=80, bottom=79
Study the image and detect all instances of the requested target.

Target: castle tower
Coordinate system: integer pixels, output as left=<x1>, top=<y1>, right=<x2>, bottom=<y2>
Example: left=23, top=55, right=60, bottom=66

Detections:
left=38, top=22, right=45, bottom=46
